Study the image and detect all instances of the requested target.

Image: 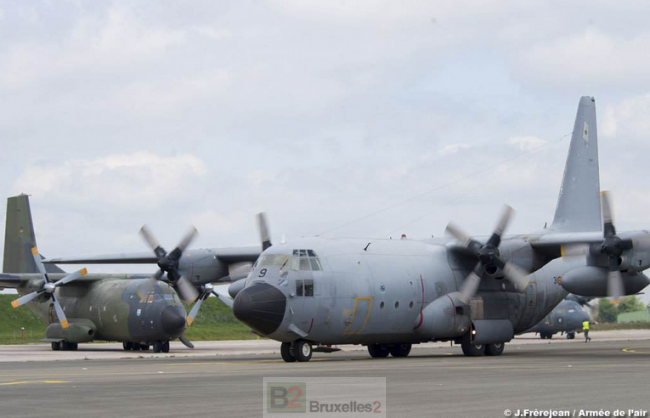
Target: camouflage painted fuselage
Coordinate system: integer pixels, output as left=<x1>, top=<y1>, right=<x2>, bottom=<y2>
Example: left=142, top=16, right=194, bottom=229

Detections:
left=16, top=274, right=186, bottom=344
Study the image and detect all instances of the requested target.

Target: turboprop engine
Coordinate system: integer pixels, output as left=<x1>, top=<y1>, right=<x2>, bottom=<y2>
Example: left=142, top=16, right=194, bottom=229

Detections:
left=559, top=266, right=649, bottom=297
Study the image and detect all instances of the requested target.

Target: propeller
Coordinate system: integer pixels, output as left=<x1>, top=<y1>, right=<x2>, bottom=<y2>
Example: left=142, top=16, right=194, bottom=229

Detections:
left=600, top=192, right=634, bottom=298
left=11, top=247, right=87, bottom=329
left=139, top=225, right=199, bottom=303
left=257, top=213, right=272, bottom=250
left=446, top=206, right=530, bottom=303
left=186, top=284, right=218, bottom=326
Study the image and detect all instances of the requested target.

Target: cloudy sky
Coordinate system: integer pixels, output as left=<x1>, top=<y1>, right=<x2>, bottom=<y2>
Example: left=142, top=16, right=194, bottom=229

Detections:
left=1, top=1, right=649, bottom=298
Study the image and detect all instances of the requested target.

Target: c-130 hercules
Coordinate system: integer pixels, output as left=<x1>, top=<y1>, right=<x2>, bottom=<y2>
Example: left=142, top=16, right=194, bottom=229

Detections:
left=226, top=97, right=650, bottom=362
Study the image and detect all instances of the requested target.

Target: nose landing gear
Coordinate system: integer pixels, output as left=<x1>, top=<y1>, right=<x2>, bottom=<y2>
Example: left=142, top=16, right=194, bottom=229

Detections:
left=281, top=340, right=313, bottom=362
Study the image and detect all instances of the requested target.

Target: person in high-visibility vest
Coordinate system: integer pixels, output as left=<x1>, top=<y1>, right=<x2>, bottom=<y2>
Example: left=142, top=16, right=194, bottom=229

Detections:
left=582, top=320, right=591, bottom=342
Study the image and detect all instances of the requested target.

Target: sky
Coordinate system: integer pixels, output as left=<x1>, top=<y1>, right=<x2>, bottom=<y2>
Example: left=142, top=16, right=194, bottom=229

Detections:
left=1, top=1, right=649, bottom=298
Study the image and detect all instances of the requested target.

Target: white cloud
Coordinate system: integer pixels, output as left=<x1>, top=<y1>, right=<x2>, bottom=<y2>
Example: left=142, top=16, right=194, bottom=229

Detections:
left=14, top=152, right=207, bottom=212
left=438, top=144, right=470, bottom=156
left=508, top=135, right=547, bottom=151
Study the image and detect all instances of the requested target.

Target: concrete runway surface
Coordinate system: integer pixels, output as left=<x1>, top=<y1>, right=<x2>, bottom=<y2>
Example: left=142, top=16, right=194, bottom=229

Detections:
left=1, top=331, right=649, bottom=418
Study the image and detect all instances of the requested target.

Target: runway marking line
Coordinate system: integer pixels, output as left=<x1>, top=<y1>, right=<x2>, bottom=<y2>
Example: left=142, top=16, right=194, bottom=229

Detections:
left=622, top=347, right=650, bottom=354
left=0, top=380, right=69, bottom=386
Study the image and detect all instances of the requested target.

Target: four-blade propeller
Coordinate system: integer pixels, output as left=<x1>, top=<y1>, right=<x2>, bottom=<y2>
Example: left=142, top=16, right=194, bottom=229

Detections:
left=139, top=225, right=200, bottom=304
left=446, top=205, right=530, bottom=304
left=11, top=247, right=87, bottom=329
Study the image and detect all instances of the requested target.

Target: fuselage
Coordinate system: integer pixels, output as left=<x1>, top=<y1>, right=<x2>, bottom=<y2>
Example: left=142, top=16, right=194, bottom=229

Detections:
left=526, top=299, right=589, bottom=336
left=233, top=236, right=576, bottom=346
left=17, top=275, right=187, bottom=344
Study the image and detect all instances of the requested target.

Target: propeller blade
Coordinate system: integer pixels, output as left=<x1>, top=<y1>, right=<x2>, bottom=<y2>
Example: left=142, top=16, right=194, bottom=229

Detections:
left=607, top=270, right=625, bottom=298
left=31, top=247, right=49, bottom=279
left=179, top=335, right=194, bottom=349
left=487, top=205, right=514, bottom=247
left=51, top=295, right=69, bottom=329
left=502, top=262, right=529, bottom=291
left=228, top=262, right=253, bottom=282
left=140, top=225, right=166, bottom=258
left=186, top=297, right=204, bottom=326
left=445, top=223, right=474, bottom=249
left=459, top=265, right=482, bottom=304
left=11, top=291, right=41, bottom=309
left=55, top=268, right=88, bottom=287
left=175, top=276, right=199, bottom=304
left=601, top=191, right=616, bottom=238
left=168, top=226, right=198, bottom=261
left=257, top=213, right=272, bottom=250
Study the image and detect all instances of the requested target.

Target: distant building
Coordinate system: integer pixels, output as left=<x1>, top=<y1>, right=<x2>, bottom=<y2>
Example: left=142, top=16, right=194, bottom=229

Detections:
left=617, top=310, right=650, bottom=323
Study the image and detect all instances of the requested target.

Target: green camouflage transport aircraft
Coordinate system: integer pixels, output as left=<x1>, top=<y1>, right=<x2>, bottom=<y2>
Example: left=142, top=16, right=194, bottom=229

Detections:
left=0, top=195, right=262, bottom=352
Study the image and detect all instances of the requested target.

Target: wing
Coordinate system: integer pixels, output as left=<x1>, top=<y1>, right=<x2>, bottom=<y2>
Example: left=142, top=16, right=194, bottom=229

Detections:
left=44, top=252, right=157, bottom=264
left=43, top=247, right=262, bottom=265
left=0, top=273, right=22, bottom=289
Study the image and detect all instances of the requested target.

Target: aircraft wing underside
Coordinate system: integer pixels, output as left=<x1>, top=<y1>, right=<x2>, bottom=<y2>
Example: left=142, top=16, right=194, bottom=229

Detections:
left=0, top=273, right=152, bottom=289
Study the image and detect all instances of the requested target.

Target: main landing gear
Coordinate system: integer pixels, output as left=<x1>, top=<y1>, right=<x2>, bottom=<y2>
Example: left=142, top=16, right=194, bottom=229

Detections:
left=566, top=332, right=576, bottom=340
left=51, top=341, right=78, bottom=351
left=123, top=341, right=169, bottom=353
left=367, top=343, right=412, bottom=359
left=460, top=341, right=505, bottom=357
left=281, top=340, right=313, bottom=362
left=539, top=333, right=554, bottom=340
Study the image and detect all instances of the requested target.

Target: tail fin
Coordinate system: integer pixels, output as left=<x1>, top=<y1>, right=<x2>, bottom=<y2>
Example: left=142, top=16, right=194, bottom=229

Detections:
left=550, top=96, right=602, bottom=233
left=3, top=194, right=64, bottom=274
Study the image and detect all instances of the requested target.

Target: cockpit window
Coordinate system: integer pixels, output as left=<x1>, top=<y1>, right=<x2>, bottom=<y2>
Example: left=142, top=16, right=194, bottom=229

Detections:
left=291, top=249, right=322, bottom=271
left=256, top=254, right=290, bottom=269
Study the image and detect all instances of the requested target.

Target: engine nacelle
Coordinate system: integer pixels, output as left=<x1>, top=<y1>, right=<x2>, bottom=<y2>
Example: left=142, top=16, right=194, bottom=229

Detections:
left=471, top=319, right=514, bottom=345
left=46, top=319, right=97, bottom=343
left=560, top=266, right=650, bottom=297
left=415, top=292, right=471, bottom=340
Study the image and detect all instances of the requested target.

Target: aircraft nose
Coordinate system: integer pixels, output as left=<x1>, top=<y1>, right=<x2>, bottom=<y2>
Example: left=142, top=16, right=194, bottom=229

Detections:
left=161, top=305, right=186, bottom=336
left=233, top=282, right=286, bottom=335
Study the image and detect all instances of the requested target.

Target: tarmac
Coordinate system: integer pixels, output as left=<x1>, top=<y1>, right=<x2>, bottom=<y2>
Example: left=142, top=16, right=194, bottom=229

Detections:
left=0, top=330, right=649, bottom=418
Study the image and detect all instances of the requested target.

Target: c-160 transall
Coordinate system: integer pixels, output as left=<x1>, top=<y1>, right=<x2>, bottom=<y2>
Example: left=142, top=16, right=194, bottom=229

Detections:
left=223, top=97, right=650, bottom=362
left=0, top=195, right=262, bottom=351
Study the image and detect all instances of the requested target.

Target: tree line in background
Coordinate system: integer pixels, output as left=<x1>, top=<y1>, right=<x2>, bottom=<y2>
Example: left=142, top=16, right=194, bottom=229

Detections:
left=597, top=296, right=650, bottom=323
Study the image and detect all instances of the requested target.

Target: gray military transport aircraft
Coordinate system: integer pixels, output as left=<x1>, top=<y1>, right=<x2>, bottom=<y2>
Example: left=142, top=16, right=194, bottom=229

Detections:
left=526, top=295, right=591, bottom=340
left=221, top=96, right=650, bottom=362
left=0, top=195, right=261, bottom=351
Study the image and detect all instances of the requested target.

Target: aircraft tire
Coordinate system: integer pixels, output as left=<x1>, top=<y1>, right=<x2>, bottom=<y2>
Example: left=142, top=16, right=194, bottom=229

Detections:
left=484, top=343, right=505, bottom=356
left=162, top=341, right=170, bottom=353
left=123, top=342, right=133, bottom=351
left=367, top=344, right=391, bottom=358
left=566, top=332, right=575, bottom=340
left=294, top=340, right=313, bottom=362
left=540, top=333, right=553, bottom=340
left=51, top=342, right=60, bottom=351
left=461, top=342, right=485, bottom=357
left=140, top=344, right=150, bottom=352
left=281, top=342, right=296, bottom=362
left=389, top=344, right=412, bottom=358
left=153, top=341, right=163, bottom=353
left=66, top=343, right=78, bottom=351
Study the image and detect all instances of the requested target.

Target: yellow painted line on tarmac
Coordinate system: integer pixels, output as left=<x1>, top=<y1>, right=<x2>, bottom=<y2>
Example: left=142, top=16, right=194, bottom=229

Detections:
left=0, top=380, right=69, bottom=386
left=622, top=348, right=650, bottom=354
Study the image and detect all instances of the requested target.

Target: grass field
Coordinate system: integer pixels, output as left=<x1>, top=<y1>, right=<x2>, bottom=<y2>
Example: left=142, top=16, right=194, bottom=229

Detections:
left=0, top=294, right=259, bottom=344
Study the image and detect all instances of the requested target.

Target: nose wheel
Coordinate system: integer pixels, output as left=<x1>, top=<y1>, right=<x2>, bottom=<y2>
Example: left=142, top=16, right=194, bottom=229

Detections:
left=280, top=340, right=312, bottom=363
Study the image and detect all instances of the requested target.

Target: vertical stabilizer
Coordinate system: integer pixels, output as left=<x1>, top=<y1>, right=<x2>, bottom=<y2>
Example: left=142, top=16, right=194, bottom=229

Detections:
left=3, top=194, right=63, bottom=274
left=550, top=96, right=602, bottom=233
